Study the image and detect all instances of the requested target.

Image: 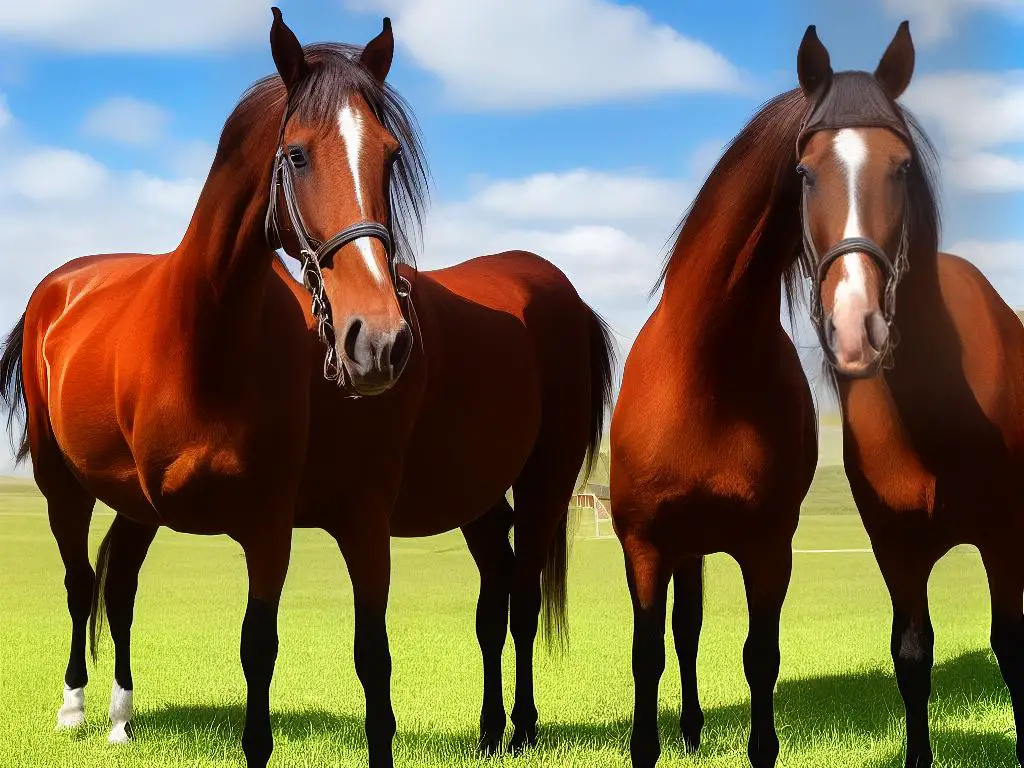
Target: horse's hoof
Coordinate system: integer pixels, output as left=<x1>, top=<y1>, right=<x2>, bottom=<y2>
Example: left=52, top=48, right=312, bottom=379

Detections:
left=55, top=709, right=86, bottom=730
left=477, top=733, right=504, bottom=757
left=56, top=687, right=86, bottom=730
left=108, top=720, right=133, bottom=744
left=507, top=727, right=537, bottom=755
left=108, top=683, right=134, bottom=744
left=680, top=709, right=704, bottom=753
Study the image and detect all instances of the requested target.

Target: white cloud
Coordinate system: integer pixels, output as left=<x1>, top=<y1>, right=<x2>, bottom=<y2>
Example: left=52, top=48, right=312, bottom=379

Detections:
left=883, top=0, right=1024, bottom=43
left=904, top=70, right=1024, bottom=193
left=82, top=96, right=170, bottom=146
left=419, top=168, right=689, bottom=337
left=169, top=139, right=216, bottom=180
left=0, top=94, right=11, bottom=130
left=78, top=96, right=215, bottom=177
left=468, top=170, right=691, bottom=223
left=346, top=0, right=743, bottom=110
left=5, top=148, right=110, bottom=202
left=944, top=152, right=1024, bottom=193
left=905, top=71, right=1024, bottom=151
left=0, top=2, right=268, bottom=53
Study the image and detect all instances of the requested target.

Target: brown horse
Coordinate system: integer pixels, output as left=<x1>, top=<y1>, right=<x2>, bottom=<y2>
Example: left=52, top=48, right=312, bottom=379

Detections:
left=3, top=12, right=616, bottom=768
left=0, top=9, right=423, bottom=767
left=608, top=25, right=821, bottom=768
left=795, top=23, right=1024, bottom=768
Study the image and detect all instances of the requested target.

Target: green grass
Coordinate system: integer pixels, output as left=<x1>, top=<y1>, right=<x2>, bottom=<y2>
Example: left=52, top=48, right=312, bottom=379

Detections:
left=0, top=469, right=1016, bottom=767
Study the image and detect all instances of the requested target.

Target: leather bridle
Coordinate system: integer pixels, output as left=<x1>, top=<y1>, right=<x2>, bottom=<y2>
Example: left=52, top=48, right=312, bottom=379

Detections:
left=799, top=174, right=910, bottom=371
left=264, top=98, right=414, bottom=393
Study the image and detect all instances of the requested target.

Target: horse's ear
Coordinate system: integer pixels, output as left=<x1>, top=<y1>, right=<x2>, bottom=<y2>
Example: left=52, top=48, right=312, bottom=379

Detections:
left=270, top=7, right=309, bottom=93
left=797, top=24, right=833, bottom=97
left=874, top=21, right=915, bottom=100
left=360, top=17, right=394, bottom=85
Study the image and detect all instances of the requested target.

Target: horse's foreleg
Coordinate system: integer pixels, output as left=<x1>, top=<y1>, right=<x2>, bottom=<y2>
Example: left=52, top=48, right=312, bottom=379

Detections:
left=877, top=546, right=935, bottom=768
left=237, top=523, right=292, bottom=768
left=981, top=545, right=1024, bottom=767
left=622, top=535, right=671, bottom=768
left=737, top=541, right=792, bottom=768
left=337, top=512, right=396, bottom=768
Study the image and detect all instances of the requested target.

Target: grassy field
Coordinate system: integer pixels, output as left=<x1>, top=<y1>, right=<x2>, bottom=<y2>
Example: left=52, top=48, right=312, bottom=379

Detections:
left=0, top=466, right=1016, bottom=767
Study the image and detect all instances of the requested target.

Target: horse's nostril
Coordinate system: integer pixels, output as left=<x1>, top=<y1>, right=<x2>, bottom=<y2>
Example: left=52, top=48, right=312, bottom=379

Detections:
left=390, top=323, right=412, bottom=370
left=825, top=316, right=837, bottom=349
left=343, top=318, right=364, bottom=363
left=865, top=311, right=890, bottom=351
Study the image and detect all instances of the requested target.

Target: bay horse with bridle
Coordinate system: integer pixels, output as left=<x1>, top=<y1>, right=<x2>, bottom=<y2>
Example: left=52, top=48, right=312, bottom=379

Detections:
left=0, top=9, right=420, bottom=767
left=2, top=10, right=615, bottom=767
left=794, top=22, right=1024, bottom=767
left=608, top=24, right=821, bottom=768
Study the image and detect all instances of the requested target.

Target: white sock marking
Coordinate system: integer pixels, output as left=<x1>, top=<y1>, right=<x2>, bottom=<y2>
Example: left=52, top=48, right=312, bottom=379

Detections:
left=108, top=680, right=133, bottom=744
left=338, top=102, right=386, bottom=286
left=56, top=684, right=85, bottom=730
left=832, top=129, right=871, bottom=315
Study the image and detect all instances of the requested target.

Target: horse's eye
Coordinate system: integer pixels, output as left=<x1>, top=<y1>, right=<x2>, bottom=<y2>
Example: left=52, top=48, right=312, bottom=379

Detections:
left=287, top=145, right=309, bottom=170
left=896, top=159, right=911, bottom=177
left=796, top=164, right=815, bottom=187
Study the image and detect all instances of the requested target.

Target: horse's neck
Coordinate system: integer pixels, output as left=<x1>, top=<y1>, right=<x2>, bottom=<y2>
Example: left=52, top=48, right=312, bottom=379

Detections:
left=659, top=214, right=793, bottom=347
left=848, top=249, right=964, bottom=427
left=175, top=160, right=272, bottom=296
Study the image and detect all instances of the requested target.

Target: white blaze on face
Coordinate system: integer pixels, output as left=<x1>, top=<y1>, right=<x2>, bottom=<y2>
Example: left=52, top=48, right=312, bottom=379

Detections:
left=831, top=128, right=873, bottom=331
left=338, top=102, right=386, bottom=286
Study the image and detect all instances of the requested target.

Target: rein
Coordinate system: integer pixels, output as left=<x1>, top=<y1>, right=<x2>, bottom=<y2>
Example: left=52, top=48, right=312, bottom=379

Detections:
left=264, top=97, right=416, bottom=394
left=799, top=177, right=910, bottom=371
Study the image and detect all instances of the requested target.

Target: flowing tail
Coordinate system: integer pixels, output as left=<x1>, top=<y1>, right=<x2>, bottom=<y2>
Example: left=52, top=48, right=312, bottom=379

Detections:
left=539, top=306, right=617, bottom=652
left=88, top=524, right=116, bottom=662
left=0, top=314, right=29, bottom=465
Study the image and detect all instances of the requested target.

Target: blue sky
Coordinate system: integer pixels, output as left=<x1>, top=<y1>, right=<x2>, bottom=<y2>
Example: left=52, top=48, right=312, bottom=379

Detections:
left=1, top=0, right=1023, bottom=470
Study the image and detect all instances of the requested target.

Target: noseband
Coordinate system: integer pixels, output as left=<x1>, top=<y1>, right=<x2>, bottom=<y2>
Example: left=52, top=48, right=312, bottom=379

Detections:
left=264, top=99, right=414, bottom=393
left=799, top=170, right=910, bottom=372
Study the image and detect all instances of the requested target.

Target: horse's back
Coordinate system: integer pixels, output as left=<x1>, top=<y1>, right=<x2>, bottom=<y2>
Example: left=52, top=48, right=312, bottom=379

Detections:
left=388, top=251, right=596, bottom=536
left=937, top=251, right=1024, bottom=452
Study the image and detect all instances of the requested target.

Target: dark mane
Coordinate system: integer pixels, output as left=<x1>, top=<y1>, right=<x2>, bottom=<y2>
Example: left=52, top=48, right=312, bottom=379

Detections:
left=651, top=88, right=808, bottom=302
left=651, top=71, right=941, bottom=398
left=217, top=42, right=430, bottom=269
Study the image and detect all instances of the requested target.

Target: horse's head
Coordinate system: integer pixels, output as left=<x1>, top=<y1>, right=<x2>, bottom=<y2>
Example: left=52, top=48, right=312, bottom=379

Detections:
left=795, top=22, right=919, bottom=379
left=266, top=8, right=426, bottom=395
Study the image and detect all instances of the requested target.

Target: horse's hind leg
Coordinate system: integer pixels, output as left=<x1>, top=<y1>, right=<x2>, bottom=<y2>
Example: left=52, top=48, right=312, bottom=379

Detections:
left=737, top=539, right=792, bottom=768
left=461, top=498, right=514, bottom=755
left=506, top=478, right=575, bottom=754
left=100, top=515, right=158, bottom=744
left=672, top=556, right=704, bottom=752
left=876, top=546, right=935, bottom=768
left=981, top=545, right=1024, bottom=766
left=38, top=462, right=96, bottom=730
